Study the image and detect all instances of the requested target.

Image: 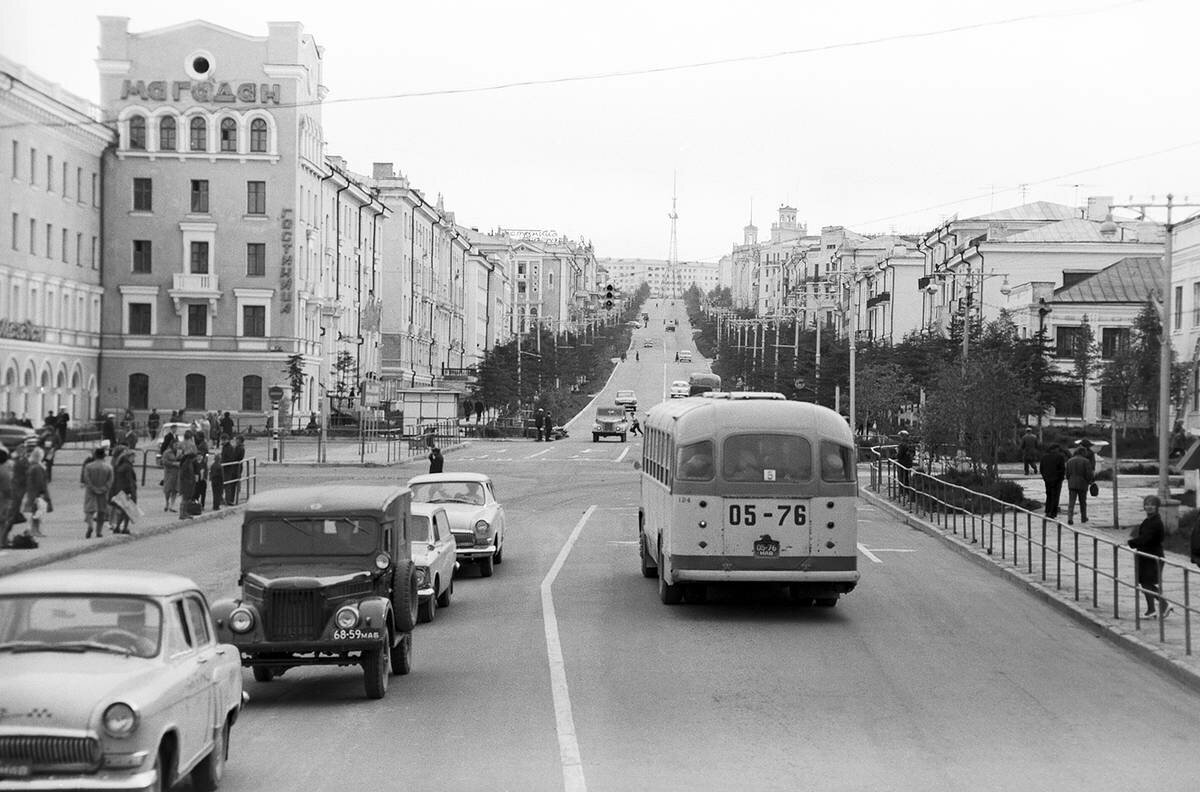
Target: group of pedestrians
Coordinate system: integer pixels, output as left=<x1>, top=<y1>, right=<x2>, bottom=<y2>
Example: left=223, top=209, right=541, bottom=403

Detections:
left=159, top=427, right=245, bottom=517
left=1032, top=432, right=1097, bottom=525
left=0, top=415, right=66, bottom=547
left=533, top=408, right=556, bottom=442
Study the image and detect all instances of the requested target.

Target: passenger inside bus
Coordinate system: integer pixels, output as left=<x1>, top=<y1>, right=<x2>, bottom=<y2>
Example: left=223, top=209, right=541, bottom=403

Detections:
left=724, top=435, right=811, bottom=482
left=678, top=443, right=714, bottom=480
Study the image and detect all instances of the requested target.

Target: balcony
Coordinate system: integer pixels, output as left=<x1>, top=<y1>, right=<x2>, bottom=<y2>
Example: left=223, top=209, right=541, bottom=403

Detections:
left=169, top=272, right=221, bottom=316
left=866, top=291, right=891, bottom=309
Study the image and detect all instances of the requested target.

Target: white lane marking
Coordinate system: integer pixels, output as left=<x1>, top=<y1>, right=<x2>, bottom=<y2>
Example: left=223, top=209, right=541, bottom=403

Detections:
left=527, top=448, right=552, bottom=459
left=857, top=543, right=882, bottom=564
left=608, top=540, right=639, bottom=545
left=871, top=548, right=916, bottom=554
left=541, top=505, right=595, bottom=792
left=615, top=447, right=630, bottom=463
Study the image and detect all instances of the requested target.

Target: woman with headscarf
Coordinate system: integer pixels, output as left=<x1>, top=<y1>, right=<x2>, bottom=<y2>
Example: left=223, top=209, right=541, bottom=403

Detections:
left=161, top=435, right=181, bottom=513
left=22, top=446, right=51, bottom=537
left=178, top=430, right=199, bottom=518
left=109, top=447, right=138, bottom=535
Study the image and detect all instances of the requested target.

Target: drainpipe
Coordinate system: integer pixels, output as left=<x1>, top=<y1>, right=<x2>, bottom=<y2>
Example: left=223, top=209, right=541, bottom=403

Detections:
left=97, top=141, right=115, bottom=422
left=317, top=167, right=336, bottom=456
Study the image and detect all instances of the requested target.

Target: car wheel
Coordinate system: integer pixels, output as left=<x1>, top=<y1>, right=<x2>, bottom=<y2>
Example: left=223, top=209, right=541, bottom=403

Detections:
left=657, top=544, right=682, bottom=605
left=436, top=577, right=452, bottom=608
left=190, top=717, right=229, bottom=791
left=251, top=665, right=274, bottom=683
left=478, top=553, right=495, bottom=577
left=493, top=536, right=503, bottom=565
left=621, top=433, right=627, bottom=442
left=391, top=560, right=418, bottom=633
left=390, top=631, right=412, bottom=675
left=418, top=589, right=437, bottom=624
left=147, top=745, right=169, bottom=792
left=363, top=637, right=391, bottom=699
left=592, top=434, right=598, bottom=442
left=639, top=531, right=657, bottom=578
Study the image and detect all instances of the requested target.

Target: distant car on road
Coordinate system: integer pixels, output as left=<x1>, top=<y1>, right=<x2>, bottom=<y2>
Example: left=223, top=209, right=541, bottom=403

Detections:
left=669, top=380, right=690, bottom=399
left=0, top=569, right=245, bottom=791
left=614, top=390, right=638, bottom=411
left=593, top=406, right=630, bottom=443
left=642, top=340, right=654, bottom=348
left=678, top=350, right=692, bottom=363
left=408, top=473, right=506, bottom=578
left=408, top=503, right=457, bottom=623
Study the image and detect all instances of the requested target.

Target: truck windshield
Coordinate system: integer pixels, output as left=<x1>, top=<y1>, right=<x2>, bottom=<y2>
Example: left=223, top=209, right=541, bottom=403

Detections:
left=245, top=517, right=379, bottom=556
left=597, top=408, right=624, bottom=418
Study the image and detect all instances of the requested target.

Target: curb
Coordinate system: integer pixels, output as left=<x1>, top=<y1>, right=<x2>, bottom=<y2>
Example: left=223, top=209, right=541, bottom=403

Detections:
left=1, top=505, right=244, bottom=577
left=860, top=488, right=1200, bottom=694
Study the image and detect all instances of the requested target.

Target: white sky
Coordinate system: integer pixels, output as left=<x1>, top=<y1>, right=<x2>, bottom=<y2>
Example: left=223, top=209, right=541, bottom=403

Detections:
left=3, top=0, right=1198, bottom=261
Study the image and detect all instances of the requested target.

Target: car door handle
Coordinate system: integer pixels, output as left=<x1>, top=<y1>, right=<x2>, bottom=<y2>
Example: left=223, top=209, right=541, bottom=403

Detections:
left=196, top=656, right=209, bottom=664
left=215, top=647, right=226, bottom=656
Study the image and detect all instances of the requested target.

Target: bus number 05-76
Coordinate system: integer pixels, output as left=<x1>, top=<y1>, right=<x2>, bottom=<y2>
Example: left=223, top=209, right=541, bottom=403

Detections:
left=728, top=504, right=806, bottom=527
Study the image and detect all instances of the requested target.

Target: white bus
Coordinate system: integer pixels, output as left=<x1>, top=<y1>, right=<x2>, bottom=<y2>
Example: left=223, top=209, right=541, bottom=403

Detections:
left=637, top=398, right=859, bottom=606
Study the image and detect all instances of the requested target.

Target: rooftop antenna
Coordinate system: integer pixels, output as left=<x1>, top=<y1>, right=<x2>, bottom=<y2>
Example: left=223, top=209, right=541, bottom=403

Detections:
left=1018, top=183, right=1030, bottom=204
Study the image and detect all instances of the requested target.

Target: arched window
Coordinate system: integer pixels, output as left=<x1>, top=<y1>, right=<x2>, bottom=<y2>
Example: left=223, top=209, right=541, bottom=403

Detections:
left=249, top=118, right=268, bottom=153
left=189, top=117, right=207, bottom=152
left=128, top=116, right=146, bottom=150
left=185, top=373, right=206, bottom=410
left=219, top=118, right=237, bottom=152
left=242, top=375, right=263, bottom=412
left=129, top=373, right=149, bottom=410
left=159, top=117, right=177, bottom=151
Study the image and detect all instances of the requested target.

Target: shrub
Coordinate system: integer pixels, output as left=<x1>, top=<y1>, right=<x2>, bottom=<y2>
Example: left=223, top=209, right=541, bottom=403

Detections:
left=1094, top=462, right=1159, bottom=481
left=910, top=469, right=1028, bottom=514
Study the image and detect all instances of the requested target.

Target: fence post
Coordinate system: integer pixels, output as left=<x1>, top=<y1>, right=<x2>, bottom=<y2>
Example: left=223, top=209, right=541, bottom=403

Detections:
left=1055, top=523, right=1061, bottom=590
left=1073, top=531, right=1079, bottom=601
left=1040, top=518, right=1047, bottom=581
left=1113, top=544, right=1120, bottom=620
left=1185, top=570, right=1192, bottom=656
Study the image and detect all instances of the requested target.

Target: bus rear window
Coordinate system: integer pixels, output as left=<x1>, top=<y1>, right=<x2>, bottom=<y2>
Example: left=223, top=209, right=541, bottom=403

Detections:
left=722, top=434, right=811, bottom=482
left=676, top=441, right=714, bottom=480
left=820, top=441, right=855, bottom=482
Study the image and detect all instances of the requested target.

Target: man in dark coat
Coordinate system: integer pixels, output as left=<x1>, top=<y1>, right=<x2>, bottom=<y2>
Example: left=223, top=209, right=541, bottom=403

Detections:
left=428, top=447, right=444, bottom=474
left=54, top=407, right=70, bottom=446
left=1039, top=444, right=1067, bottom=518
left=147, top=408, right=160, bottom=439
left=1020, top=429, right=1040, bottom=475
left=1129, top=495, right=1170, bottom=618
left=543, top=411, right=554, bottom=442
left=219, top=411, right=235, bottom=439
left=220, top=436, right=238, bottom=506
left=1064, top=446, right=1093, bottom=525
left=534, top=409, right=545, bottom=441
left=101, top=414, right=117, bottom=446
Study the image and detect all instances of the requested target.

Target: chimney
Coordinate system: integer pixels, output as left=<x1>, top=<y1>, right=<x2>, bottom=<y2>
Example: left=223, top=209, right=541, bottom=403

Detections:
left=372, top=162, right=395, bottom=180
left=97, top=16, right=130, bottom=60
left=1086, top=195, right=1113, bottom=223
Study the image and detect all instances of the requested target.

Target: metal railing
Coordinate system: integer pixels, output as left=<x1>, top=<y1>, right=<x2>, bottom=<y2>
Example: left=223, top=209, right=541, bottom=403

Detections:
left=868, top=449, right=1196, bottom=655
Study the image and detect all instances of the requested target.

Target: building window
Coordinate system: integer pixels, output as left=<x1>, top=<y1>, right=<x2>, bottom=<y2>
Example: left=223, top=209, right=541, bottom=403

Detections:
left=91, top=173, right=98, bottom=206
left=219, top=118, right=237, bottom=152
left=246, top=181, right=266, bottom=215
left=129, top=373, right=149, bottom=410
left=45, top=155, right=52, bottom=191
left=76, top=167, right=82, bottom=201
left=1054, top=326, right=1082, bottom=358
left=129, top=116, right=146, bottom=150
left=189, top=117, right=207, bottom=151
left=1193, top=281, right=1200, bottom=326
left=91, top=236, right=97, bottom=269
left=242, top=375, right=263, bottom=412
left=45, top=224, right=52, bottom=259
left=187, top=304, right=208, bottom=336
left=129, top=303, right=152, bottom=335
left=1175, top=285, right=1184, bottom=330
left=246, top=243, right=266, bottom=276
left=249, top=119, right=268, bottom=152
left=29, top=148, right=35, bottom=185
left=132, top=240, right=152, bottom=273
left=189, top=241, right=210, bottom=274
left=132, top=177, right=152, bottom=211
left=9, top=140, right=15, bottom=177
left=1101, top=327, right=1130, bottom=360
left=242, top=305, right=266, bottom=337
left=61, top=228, right=68, bottom=262
left=190, top=179, right=209, bottom=213
left=185, top=374, right=206, bottom=410
left=160, top=117, right=176, bottom=151
left=76, top=233, right=82, bottom=266
left=9, top=213, right=16, bottom=251
left=61, top=161, right=68, bottom=197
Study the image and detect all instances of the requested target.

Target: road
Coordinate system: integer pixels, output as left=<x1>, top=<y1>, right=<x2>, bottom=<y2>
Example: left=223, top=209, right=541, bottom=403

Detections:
left=30, top=298, right=1200, bottom=791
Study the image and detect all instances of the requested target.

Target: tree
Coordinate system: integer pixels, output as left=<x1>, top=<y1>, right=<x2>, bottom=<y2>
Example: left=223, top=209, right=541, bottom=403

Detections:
left=283, top=354, right=305, bottom=411
left=1100, top=340, right=1141, bottom=434
left=1071, top=315, right=1099, bottom=419
left=857, top=361, right=915, bottom=434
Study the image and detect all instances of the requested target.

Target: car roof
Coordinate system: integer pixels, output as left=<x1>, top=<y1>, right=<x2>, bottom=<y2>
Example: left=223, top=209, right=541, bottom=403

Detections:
left=0, top=569, right=201, bottom=598
left=408, top=472, right=492, bottom=485
left=243, top=485, right=410, bottom=517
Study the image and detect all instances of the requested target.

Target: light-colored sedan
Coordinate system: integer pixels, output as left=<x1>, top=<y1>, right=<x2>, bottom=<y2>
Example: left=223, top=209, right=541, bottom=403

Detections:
left=0, top=569, right=244, bottom=791
left=409, top=503, right=457, bottom=624
left=407, top=473, right=506, bottom=578
left=669, top=380, right=690, bottom=399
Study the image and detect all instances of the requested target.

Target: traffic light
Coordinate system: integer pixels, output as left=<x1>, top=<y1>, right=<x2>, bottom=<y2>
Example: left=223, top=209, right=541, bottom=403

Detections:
left=605, top=283, right=614, bottom=309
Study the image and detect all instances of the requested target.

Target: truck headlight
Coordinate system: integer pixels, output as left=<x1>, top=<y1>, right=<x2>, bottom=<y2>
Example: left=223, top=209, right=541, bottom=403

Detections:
left=375, top=552, right=391, bottom=570
left=474, top=519, right=490, bottom=540
left=103, top=703, right=139, bottom=738
left=592, top=423, right=601, bottom=430
left=229, top=607, right=255, bottom=634
left=334, top=606, right=359, bottom=629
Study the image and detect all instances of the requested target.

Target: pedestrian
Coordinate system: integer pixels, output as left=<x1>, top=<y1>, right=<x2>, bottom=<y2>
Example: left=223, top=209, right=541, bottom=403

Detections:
left=635, top=351, right=639, bottom=361
left=1170, top=422, right=1189, bottom=459
left=0, top=449, right=13, bottom=549
left=543, top=411, right=554, bottom=442
left=629, top=416, right=642, bottom=436
left=1020, top=428, right=1040, bottom=475
left=122, top=423, right=138, bottom=450
left=121, top=407, right=134, bottom=432
left=178, top=431, right=199, bottom=518
left=147, top=407, right=161, bottom=439
left=475, top=400, right=484, bottom=423
left=428, top=446, right=444, bottom=474
left=36, top=420, right=58, bottom=482
left=534, top=409, right=545, bottom=442
left=54, top=406, right=70, bottom=446
left=1039, top=443, right=1067, bottom=518
left=1076, top=438, right=1096, bottom=470
left=220, top=410, right=235, bottom=439
left=161, top=436, right=181, bottom=512
left=102, top=413, right=117, bottom=446
left=22, top=446, right=51, bottom=538
left=1064, top=446, right=1093, bottom=525
left=229, top=435, right=246, bottom=504
left=893, top=430, right=916, bottom=496
left=81, top=447, right=113, bottom=539
left=109, top=448, right=138, bottom=535
left=1129, top=495, right=1172, bottom=618
left=209, top=453, right=224, bottom=511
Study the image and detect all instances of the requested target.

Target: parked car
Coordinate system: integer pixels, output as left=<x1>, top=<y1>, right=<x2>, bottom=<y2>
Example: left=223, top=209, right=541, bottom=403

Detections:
left=642, top=340, right=654, bottom=348
left=592, top=406, right=630, bottom=443
left=211, top=486, right=418, bottom=700
left=0, top=424, right=37, bottom=452
left=678, top=350, right=693, bottom=362
left=614, top=390, right=638, bottom=411
left=407, top=473, right=506, bottom=578
left=669, top=380, right=690, bottom=399
left=0, top=569, right=244, bottom=791
left=408, top=503, right=457, bottom=624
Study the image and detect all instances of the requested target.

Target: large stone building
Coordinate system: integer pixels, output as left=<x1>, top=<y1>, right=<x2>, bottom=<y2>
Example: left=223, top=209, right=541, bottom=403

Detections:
left=96, top=17, right=387, bottom=427
left=597, top=257, right=721, bottom=298
left=1, top=55, right=112, bottom=425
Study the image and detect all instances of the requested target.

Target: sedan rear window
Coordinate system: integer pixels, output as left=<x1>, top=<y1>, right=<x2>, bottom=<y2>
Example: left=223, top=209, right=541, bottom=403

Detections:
left=411, top=482, right=485, bottom=506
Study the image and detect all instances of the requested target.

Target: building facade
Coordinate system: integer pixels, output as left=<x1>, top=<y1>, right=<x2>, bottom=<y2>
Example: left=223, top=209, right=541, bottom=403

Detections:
left=1, top=55, right=112, bottom=425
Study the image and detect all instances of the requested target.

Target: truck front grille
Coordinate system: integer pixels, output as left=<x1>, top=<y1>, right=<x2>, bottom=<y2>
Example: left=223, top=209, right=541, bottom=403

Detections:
left=265, top=589, right=324, bottom=641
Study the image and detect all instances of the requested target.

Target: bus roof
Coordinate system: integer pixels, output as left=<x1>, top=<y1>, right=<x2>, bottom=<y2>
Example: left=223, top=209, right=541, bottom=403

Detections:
left=645, top=398, right=853, bottom=445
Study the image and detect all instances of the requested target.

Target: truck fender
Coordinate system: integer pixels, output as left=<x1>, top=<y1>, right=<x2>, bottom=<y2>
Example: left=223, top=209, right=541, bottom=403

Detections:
left=357, top=596, right=392, bottom=639
left=210, top=597, right=262, bottom=644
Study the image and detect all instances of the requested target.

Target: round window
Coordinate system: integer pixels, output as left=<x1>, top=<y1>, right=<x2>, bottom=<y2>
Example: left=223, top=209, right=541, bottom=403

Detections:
left=192, top=55, right=210, bottom=74
left=184, top=51, right=215, bottom=80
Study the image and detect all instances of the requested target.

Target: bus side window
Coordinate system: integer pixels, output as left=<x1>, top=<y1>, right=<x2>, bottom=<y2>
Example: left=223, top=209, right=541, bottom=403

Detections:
left=677, top=440, right=714, bottom=480
left=820, top=441, right=854, bottom=482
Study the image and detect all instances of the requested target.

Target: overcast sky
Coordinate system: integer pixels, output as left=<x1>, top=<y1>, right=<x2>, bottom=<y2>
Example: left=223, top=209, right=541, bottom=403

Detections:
left=3, top=0, right=1198, bottom=261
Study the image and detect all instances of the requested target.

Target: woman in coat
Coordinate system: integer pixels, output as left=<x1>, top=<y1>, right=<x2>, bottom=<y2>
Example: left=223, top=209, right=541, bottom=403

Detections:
left=161, top=436, right=181, bottom=512
left=177, top=431, right=198, bottom=518
left=1129, top=495, right=1172, bottom=618
left=22, top=446, right=51, bottom=537
left=109, top=448, right=138, bottom=535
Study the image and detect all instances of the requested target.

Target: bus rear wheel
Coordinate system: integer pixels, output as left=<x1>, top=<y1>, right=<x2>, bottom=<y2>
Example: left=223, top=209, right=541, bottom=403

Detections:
left=639, top=532, right=657, bottom=578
